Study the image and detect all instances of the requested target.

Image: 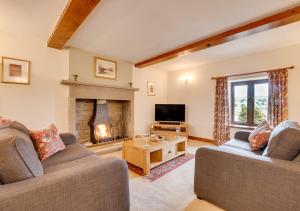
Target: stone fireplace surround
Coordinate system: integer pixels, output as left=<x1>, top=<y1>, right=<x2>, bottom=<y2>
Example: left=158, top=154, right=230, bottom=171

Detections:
left=62, top=80, right=139, bottom=144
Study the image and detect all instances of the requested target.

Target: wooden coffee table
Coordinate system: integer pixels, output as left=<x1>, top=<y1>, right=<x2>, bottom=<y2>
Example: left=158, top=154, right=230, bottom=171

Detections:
left=123, top=136, right=187, bottom=175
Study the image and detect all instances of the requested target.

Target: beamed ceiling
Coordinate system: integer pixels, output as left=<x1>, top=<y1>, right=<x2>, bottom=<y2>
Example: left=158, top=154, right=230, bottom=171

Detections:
left=1, top=0, right=300, bottom=71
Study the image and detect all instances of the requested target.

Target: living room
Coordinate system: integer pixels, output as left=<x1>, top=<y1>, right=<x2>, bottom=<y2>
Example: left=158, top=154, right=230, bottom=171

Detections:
left=0, top=1, right=300, bottom=211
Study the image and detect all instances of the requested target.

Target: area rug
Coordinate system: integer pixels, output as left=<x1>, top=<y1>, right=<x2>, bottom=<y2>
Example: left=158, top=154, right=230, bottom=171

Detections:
left=127, top=153, right=195, bottom=182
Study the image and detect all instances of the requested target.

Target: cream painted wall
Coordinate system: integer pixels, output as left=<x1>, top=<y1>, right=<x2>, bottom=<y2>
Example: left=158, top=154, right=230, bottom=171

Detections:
left=133, top=67, right=168, bottom=135
left=167, top=44, right=300, bottom=139
left=0, top=31, right=69, bottom=131
left=69, top=47, right=132, bottom=87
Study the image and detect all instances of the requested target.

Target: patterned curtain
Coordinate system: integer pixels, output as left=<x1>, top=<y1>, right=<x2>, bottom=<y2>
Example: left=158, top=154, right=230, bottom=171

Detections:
left=268, top=68, right=288, bottom=127
left=213, top=77, right=230, bottom=145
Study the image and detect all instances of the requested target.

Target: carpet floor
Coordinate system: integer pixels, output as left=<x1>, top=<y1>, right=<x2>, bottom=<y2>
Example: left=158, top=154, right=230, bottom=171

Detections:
left=102, top=140, right=224, bottom=211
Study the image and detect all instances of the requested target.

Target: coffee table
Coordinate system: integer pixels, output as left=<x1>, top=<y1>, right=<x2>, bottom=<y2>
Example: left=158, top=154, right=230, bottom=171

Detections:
left=123, top=136, right=187, bottom=175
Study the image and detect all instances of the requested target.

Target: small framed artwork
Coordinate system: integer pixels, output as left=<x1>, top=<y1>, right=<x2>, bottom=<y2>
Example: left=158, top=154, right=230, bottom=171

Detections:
left=147, top=81, right=156, bottom=96
left=1, top=57, right=30, bottom=85
left=95, top=57, right=117, bottom=80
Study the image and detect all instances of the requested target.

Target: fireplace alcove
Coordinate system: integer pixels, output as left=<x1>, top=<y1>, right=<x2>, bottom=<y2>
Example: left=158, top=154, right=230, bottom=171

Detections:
left=77, top=99, right=131, bottom=144
left=89, top=100, right=113, bottom=144
left=62, top=80, right=139, bottom=145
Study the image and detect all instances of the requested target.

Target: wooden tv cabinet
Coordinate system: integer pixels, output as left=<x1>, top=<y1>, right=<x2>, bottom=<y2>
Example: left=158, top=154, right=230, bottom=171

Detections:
left=123, top=136, right=187, bottom=175
left=150, top=122, right=188, bottom=137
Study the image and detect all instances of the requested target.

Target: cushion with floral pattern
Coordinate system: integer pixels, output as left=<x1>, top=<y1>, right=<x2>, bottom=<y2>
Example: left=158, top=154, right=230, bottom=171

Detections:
left=0, top=116, right=12, bottom=127
left=249, top=121, right=272, bottom=151
left=30, top=124, right=66, bottom=160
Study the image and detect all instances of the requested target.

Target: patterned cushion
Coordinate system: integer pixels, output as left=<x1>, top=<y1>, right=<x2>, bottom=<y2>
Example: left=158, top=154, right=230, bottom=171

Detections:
left=249, top=121, right=272, bottom=151
left=30, top=124, right=66, bottom=161
left=0, top=116, right=12, bottom=127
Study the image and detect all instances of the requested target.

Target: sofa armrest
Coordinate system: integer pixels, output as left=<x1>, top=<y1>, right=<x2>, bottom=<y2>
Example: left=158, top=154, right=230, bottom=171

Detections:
left=59, top=133, right=77, bottom=145
left=0, top=156, right=130, bottom=211
left=234, top=130, right=251, bottom=141
left=194, top=146, right=300, bottom=211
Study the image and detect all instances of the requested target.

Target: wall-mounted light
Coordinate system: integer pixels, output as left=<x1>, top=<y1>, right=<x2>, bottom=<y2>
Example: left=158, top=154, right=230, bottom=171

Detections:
left=180, top=75, right=192, bottom=85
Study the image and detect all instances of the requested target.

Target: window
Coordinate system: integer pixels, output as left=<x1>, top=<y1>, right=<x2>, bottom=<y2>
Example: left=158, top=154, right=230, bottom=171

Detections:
left=231, top=79, right=268, bottom=126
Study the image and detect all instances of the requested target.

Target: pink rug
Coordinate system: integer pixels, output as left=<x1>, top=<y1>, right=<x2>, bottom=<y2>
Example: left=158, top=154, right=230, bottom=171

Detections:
left=127, top=153, right=195, bottom=182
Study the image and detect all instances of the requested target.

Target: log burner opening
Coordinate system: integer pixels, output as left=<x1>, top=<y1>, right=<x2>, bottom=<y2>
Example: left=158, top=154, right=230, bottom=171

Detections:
left=76, top=98, right=132, bottom=145
left=94, top=123, right=112, bottom=142
left=89, top=100, right=114, bottom=144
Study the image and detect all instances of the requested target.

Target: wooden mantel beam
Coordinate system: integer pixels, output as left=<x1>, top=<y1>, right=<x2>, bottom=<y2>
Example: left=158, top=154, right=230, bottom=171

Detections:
left=135, top=5, right=300, bottom=68
left=48, top=0, right=101, bottom=49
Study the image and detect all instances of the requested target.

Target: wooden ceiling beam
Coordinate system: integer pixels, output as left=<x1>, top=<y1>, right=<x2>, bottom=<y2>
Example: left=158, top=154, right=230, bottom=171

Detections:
left=48, top=0, right=101, bottom=49
left=135, top=5, right=300, bottom=68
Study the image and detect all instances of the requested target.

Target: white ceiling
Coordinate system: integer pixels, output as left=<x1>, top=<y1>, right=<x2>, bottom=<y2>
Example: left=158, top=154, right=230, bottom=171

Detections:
left=1, top=0, right=300, bottom=71
left=0, top=0, right=67, bottom=41
left=67, top=0, right=300, bottom=69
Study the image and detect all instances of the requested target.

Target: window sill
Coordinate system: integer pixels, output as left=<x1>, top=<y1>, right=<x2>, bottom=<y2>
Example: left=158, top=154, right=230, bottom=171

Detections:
left=230, top=124, right=255, bottom=130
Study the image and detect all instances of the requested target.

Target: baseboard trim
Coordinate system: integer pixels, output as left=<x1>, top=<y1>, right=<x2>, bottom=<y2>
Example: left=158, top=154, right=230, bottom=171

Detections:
left=188, top=136, right=217, bottom=145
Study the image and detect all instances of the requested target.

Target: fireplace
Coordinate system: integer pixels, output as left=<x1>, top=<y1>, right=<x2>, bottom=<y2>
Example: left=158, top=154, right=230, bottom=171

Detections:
left=75, top=98, right=131, bottom=145
left=63, top=80, right=138, bottom=145
left=89, top=100, right=113, bottom=143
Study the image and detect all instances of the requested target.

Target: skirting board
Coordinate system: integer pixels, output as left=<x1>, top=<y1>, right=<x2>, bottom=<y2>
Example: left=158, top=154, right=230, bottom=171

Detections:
left=188, top=136, right=217, bottom=145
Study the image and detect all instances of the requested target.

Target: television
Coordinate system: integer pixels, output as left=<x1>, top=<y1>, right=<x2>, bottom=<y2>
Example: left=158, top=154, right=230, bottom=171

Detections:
left=155, top=104, right=185, bottom=122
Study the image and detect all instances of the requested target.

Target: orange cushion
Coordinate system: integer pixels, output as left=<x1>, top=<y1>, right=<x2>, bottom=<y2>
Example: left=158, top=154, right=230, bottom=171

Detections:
left=0, top=116, right=12, bottom=126
left=30, top=124, right=66, bottom=161
left=249, top=121, right=272, bottom=151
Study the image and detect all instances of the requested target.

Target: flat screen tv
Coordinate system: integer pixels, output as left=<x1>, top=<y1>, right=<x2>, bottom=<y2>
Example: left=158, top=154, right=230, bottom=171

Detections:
left=155, top=104, right=185, bottom=122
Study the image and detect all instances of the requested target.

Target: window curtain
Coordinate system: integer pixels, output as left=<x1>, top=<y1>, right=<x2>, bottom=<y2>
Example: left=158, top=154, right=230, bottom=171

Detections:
left=268, top=68, right=288, bottom=127
left=213, top=77, right=230, bottom=145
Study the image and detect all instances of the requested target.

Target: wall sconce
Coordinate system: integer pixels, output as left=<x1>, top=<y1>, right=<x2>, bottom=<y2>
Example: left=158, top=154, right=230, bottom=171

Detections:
left=181, top=75, right=192, bottom=85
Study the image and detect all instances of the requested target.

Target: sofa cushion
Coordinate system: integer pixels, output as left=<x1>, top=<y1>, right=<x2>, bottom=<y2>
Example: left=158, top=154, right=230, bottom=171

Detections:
left=44, top=154, right=101, bottom=174
left=30, top=124, right=66, bottom=161
left=42, top=143, right=94, bottom=168
left=249, top=121, right=272, bottom=151
left=15, top=137, right=44, bottom=177
left=218, top=145, right=263, bottom=156
left=234, top=131, right=251, bottom=142
left=9, top=121, right=31, bottom=137
left=263, top=120, right=300, bottom=160
left=59, top=133, right=77, bottom=145
left=0, top=128, right=43, bottom=184
left=224, top=139, right=252, bottom=151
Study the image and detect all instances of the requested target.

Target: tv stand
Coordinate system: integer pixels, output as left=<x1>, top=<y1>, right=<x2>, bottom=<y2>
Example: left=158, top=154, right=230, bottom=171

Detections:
left=158, top=121, right=181, bottom=125
left=151, top=122, right=188, bottom=137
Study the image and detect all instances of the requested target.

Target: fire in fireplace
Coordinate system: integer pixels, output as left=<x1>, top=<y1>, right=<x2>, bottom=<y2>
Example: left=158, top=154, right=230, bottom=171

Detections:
left=89, top=100, right=113, bottom=144
left=94, top=124, right=112, bottom=141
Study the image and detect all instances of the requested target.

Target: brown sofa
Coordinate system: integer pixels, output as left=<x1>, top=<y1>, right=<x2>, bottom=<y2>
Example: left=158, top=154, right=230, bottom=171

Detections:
left=0, top=125, right=130, bottom=211
left=194, top=130, right=300, bottom=211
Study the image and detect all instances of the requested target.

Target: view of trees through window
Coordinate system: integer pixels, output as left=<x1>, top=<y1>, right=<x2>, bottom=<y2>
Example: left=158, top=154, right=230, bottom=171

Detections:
left=254, top=83, right=268, bottom=124
left=232, top=80, right=268, bottom=126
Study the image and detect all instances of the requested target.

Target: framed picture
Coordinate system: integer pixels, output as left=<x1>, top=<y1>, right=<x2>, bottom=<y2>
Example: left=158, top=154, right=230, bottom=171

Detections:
left=1, top=57, right=30, bottom=85
left=95, top=57, right=117, bottom=80
left=147, top=81, right=156, bottom=96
